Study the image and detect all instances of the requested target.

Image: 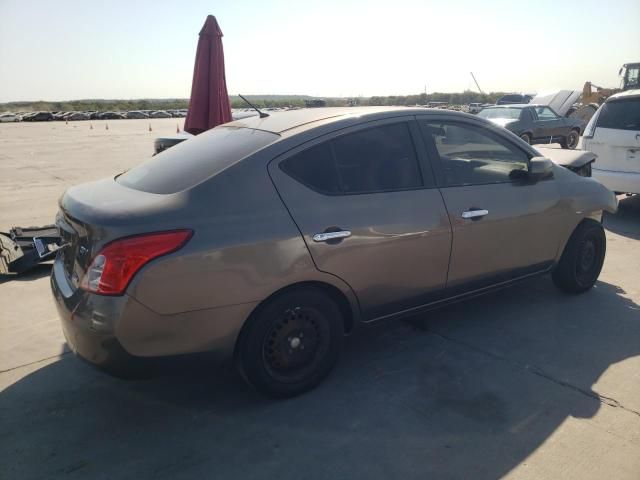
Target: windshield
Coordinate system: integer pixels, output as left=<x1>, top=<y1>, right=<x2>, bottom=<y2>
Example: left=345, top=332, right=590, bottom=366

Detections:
left=117, top=127, right=279, bottom=194
left=478, top=108, right=521, bottom=120
left=596, top=98, right=640, bottom=131
left=625, top=66, right=639, bottom=89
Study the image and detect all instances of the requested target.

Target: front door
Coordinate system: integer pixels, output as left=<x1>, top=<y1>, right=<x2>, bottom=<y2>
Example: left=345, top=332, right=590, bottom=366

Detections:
left=269, top=119, right=452, bottom=320
left=531, top=106, right=564, bottom=142
left=418, top=117, right=566, bottom=292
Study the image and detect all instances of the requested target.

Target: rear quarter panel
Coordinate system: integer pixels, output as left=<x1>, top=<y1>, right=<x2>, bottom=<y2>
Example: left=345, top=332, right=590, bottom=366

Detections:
left=125, top=146, right=360, bottom=320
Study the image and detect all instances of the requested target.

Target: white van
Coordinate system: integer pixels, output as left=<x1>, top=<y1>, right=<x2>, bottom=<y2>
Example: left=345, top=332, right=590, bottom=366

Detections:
left=583, top=90, right=640, bottom=195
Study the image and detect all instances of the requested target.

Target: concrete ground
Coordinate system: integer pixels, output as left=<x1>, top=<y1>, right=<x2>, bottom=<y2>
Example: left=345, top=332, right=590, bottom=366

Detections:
left=1, top=119, right=639, bottom=480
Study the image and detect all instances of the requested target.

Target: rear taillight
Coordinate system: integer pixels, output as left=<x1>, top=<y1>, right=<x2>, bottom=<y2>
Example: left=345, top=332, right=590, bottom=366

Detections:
left=583, top=106, right=602, bottom=139
left=80, top=230, right=192, bottom=296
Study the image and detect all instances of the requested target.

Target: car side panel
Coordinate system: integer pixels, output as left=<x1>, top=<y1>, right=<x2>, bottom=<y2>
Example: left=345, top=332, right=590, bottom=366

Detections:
left=268, top=119, right=453, bottom=321
left=126, top=151, right=360, bottom=321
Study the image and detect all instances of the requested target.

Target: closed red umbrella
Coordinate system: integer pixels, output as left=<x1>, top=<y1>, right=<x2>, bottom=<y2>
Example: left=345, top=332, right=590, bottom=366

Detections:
left=184, top=15, right=232, bottom=135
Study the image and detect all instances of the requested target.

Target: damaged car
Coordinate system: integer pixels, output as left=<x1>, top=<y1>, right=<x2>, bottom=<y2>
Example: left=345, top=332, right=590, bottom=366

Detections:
left=478, top=104, right=585, bottom=149
left=50, top=107, right=617, bottom=397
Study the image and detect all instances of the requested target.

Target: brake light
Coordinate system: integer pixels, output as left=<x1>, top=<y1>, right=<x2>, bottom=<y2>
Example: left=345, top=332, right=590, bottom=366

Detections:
left=80, top=230, right=192, bottom=295
left=583, top=107, right=602, bottom=139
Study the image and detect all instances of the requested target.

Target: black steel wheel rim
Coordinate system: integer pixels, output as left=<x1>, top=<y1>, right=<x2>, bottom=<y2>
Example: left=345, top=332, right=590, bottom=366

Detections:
left=262, top=306, right=330, bottom=383
left=575, top=235, right=600, bottom=285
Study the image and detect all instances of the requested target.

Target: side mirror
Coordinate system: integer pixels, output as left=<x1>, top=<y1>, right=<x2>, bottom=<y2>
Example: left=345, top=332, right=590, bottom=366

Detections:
left=529, top=156, right=554, bottom=180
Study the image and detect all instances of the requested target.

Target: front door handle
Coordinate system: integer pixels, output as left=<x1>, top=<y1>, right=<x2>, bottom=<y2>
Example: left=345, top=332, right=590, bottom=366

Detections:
left=461, top=209, right=489, bottom=220
left=312, top=230, right=352, bottom=242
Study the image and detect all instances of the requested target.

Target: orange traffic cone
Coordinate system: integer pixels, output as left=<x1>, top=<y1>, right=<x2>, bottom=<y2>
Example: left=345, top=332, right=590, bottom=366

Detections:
left=176, top=123, right=180, bottom=133
left=148, top=123, right=152, bottom=132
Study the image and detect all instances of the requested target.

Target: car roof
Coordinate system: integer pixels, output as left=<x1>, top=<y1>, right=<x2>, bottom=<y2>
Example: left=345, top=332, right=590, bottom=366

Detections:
left=225, top=106, right=436, bottom=134
left=607, top=89, right=640, bottom=101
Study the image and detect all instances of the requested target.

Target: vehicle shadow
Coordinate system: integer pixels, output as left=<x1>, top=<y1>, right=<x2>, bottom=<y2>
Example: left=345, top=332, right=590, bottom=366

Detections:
left=1, top=277, right=638, bottom=479
left=604, top=194, right=640, bottom=239
left=0, top=263, right=52, bottom=284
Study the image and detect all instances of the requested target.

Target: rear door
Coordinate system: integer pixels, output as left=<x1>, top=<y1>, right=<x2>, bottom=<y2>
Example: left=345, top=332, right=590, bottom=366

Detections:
left=269, top=118, right=452, bottom=321
left=418, top=116, right=567, bottom=292
left=588, top=97, right=640, bottom=173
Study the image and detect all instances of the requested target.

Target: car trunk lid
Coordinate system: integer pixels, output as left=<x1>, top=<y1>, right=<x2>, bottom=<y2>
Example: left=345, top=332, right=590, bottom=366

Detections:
left=55, top=177, right=184, bottom=291
left=588, top=128, right=640, bottom=174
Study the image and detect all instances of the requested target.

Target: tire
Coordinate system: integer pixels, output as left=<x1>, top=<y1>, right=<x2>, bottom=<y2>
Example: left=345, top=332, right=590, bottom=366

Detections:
left=552, top=220, right=606, bottom=294
left=520, top=133, right=532, bottom=144
left=561, top=129, right=580, bottom=150
left=236, top=287, right=344, bottom=398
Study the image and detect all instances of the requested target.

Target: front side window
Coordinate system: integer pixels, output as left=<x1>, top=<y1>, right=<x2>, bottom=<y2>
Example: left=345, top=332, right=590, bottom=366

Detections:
left=534, top=107, right=559, bottom=120
left=422, top=122, right=529, bottom=187
left=281, top=123, right=425, bottom=194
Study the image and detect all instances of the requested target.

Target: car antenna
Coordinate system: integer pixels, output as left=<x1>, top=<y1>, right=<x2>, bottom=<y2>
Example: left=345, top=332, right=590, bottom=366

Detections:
left=238, top=94, right=269, bottom=118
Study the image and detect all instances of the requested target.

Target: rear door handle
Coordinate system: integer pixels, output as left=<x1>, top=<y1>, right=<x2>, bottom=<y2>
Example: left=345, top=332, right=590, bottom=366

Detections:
left=312, top=230, right=352, bottom=242
left=461, top=209, right=489, bottom=219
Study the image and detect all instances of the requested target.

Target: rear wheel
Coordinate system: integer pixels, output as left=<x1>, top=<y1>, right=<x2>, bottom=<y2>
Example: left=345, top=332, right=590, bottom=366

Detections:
left=561, top=129, right=580, bottom=149
left=519, top=132, right=532, bottom=144
left=552, top=220, right=606, bottom=294
left=236, top=288, right=344, bottom=397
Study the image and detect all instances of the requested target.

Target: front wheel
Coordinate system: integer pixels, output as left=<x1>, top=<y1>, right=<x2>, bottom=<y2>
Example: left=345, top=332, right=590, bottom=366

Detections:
left=236, top=288, right=344, bottom=397
left=552, top=220, right=606, bottom=294
left=561, top=130, right=580, bottom=149
left=520, top=133, right=532, bottom=144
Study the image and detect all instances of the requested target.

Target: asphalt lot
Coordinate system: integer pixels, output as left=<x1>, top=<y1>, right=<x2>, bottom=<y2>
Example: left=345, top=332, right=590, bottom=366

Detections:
left=1, top=119, right=639, bottom=479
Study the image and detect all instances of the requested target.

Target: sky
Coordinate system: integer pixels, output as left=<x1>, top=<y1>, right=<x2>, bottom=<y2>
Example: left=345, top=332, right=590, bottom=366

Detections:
left=0, top=0, right=639, bottom=102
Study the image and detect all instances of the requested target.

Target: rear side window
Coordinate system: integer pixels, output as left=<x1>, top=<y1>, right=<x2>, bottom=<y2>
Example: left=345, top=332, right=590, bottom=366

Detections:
left=281, top=123, right=425, bottom=195
left=281, top=142, right=341, bottom=194
left=596, top=99, right=640, bottom=131
left=117, top=127, right=278, bottom=194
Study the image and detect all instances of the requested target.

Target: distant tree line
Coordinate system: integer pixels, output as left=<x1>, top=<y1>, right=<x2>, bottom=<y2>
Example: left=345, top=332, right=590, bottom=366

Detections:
left=1, top=91, right=505, bottom=113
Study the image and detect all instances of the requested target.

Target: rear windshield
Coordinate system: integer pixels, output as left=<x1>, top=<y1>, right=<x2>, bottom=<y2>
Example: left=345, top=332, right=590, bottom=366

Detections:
left=117, top=127, right=278, bottom=194
left=478, top=108, right=521, bottom=120
left=596, top=99, right=640, bottom=131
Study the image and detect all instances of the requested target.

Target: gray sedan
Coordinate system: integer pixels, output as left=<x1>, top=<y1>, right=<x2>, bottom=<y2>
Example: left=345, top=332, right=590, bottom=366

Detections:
left=478, top=104, right=584, bottom=149
left=50, top=107, right=616, bottom=397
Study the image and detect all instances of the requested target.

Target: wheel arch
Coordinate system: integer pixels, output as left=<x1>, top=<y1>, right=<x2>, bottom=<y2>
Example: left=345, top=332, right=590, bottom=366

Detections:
left=233, top=280, right=360, bottom=361
left=520, top=131, right=533, bottom=141
left=555, top=217, right=603, bottom=264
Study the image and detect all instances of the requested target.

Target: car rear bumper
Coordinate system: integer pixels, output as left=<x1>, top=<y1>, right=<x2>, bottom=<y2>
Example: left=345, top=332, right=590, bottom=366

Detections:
left=50, top=256, right=257, bottom=372
left=592, top=168, right=640, bottom=195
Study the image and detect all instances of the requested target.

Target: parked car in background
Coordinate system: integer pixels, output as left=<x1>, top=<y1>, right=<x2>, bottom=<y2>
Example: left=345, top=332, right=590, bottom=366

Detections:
left=22, top=111, right=54, bottom=122
left=126, top=111, right=149, bottom=119
left=583, top=89, right=640, bottom=195
left=51, top=107, right=616, bottom=398
left=468, top=103, right=483, bottom=114
left=67, top=112, right=90, bottom=121
left=496, top=93, right=533, bottom=105
left=0, top=113, right=19, bottom=122
left=98, top=111, right=126, bottom=120
left=478, top=105, right=584, bottom=149
left=149, top=110, right=173, bottom=118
